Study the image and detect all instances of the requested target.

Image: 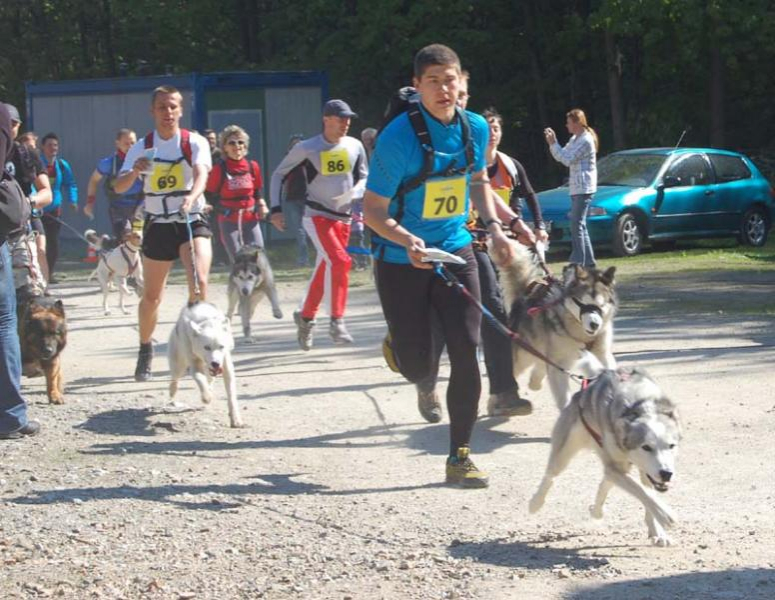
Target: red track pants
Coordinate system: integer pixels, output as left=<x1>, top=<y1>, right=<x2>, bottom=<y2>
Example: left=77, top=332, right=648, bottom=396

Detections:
left=300, top=215, right=352, bottom=320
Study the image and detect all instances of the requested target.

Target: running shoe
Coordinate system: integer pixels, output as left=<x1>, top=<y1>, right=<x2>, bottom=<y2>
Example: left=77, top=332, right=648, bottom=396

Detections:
left=329, top=318, right=354, bottom=344
left=446, top=447, right=489, bottom=488
left=417, top=387, right=442, bottom=423
left=381, top=333, right=400, bottom=373
left=487, top=389, right=533, bottom=417
left=294, top=310, right=316, bottom=351
left=134, top=343, right=153, bottom=382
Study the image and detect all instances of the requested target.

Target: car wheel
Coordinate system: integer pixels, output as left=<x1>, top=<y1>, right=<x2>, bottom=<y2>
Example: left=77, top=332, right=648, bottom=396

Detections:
left=739, top=207, right=769, bottom=247
left=613, top=213, right=642, bottom=256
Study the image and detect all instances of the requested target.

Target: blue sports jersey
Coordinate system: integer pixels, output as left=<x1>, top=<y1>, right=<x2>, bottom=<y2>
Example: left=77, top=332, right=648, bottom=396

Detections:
left=97, top=153, right=143, bottom=206
left=366, top=104, right=489, bottom=264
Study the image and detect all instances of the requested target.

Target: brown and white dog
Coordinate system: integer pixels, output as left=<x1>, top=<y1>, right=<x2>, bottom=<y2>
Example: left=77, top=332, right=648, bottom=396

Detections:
left=86, top=229, right=144, bottom=315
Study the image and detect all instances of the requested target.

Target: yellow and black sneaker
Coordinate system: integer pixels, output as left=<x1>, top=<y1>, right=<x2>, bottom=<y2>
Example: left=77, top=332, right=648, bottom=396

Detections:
left=381, top=332, right=400, bottom=373
left=446, top=447, right=489, bottom=488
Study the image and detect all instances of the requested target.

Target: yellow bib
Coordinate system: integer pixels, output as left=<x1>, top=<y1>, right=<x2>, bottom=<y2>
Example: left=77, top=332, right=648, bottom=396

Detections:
left=494, top=188, right=511, bottom=205
left=149, top=162, right=185, bottom=194
left=320, top=149, right=351, bottom=176
left=422, top=177, right=466, bottom=220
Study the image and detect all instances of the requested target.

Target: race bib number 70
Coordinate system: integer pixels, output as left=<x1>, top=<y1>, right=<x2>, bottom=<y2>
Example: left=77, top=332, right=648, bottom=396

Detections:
left=149, top=162, right=185, bottom=194
left=320, top=149, right=351, bottom=176
left=422, top=177, right=467, bottom=220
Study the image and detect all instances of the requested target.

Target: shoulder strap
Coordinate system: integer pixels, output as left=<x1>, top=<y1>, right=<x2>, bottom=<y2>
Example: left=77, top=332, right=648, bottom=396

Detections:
left=457, top=107, right=475, bottom=171
left=147, top=130, right=192, bottom=166
left=496, top=151, right=518, bottom=184
left=180, top=129, right=192, bottom=166
left=217, top=159, right=228, bottom=192
left=250, top=160, right=261, bottom=198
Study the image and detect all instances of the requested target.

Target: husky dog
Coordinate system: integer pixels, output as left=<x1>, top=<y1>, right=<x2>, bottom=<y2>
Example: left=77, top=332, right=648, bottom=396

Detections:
left=226, top=245, right=283, bottom=341
left=529, top=365, right=682, bottom=546
left=494, top=241, right=617, bottom=409
left=85, top=229, right=144, bottom=315
left=168, top=302, right=242, bottom=428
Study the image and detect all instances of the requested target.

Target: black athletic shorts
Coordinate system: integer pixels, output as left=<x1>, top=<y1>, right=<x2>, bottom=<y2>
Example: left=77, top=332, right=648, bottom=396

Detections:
left=30, top=216, right=44, bottom=235
left=142, top=218, right=212, bottom=262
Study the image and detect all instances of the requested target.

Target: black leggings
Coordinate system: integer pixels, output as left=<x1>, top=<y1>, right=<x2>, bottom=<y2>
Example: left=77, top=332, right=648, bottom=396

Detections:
left=375, top=245, right=481, bottom=456
left=41, top=213, right=61, bottom=277
left=417, top=249, right=517, bottom=396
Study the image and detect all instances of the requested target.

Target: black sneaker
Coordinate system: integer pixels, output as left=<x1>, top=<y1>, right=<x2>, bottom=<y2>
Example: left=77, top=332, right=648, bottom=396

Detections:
left=134, top=343, right=153, bottom=382
left=0, top=421, right=41, bottom=440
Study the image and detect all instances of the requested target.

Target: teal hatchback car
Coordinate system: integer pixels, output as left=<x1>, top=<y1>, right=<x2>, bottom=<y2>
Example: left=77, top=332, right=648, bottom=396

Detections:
left=529, top=148, right=775, bottom=256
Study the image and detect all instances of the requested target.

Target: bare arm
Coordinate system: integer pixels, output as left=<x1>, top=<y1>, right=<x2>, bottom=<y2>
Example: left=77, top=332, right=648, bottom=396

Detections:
left=113, top=159, right=148, bottom=194
left=30, top=173, right=52, bottom=210
left=363, top=189, right=430, bottom=269
left=84, top=168, right=103, bottom=219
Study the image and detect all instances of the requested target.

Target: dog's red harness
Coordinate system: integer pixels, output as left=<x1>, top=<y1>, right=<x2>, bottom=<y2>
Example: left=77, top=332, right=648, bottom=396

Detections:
left=579, top=403, right=603, bottom=448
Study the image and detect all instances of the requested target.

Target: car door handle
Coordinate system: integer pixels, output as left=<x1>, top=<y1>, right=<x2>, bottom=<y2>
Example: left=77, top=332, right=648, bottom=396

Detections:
left=704, top=189, right=715, bottom=195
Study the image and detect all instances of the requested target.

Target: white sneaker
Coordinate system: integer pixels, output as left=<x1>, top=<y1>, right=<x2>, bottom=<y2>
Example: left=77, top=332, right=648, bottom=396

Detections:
left=293, top=310, right=316, bottom=351
left=329, top=318, right=354, bottom=344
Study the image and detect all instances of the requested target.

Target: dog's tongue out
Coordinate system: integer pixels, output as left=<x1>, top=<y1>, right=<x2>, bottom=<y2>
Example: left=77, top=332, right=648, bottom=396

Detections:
left=210, top=365, right=223, bottom=377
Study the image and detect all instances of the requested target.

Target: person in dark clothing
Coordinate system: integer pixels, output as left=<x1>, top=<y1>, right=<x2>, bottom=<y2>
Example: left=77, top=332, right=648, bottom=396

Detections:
left=0, top=102, right=41, bottom=439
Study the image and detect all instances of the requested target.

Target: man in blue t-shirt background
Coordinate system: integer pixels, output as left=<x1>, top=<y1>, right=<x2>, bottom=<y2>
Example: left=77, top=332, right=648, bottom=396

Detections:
left=85, top=128, right=144, bottom=243
left=364, top=44, right=515, bottom=489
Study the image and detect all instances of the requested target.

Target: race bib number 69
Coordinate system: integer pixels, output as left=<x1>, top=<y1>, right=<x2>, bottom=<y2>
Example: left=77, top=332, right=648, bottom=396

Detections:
left=422, top=177, right=467, bottom=220
left=320, top=149, right=351, bottom=176
left=149, top=162, right=185, bottom=194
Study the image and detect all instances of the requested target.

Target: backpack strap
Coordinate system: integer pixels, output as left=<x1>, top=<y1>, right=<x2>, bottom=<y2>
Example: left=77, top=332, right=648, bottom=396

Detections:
left=144, top=130, right=193, bottom=166
left=496, top=151, right=519, bottom=187
left=392, top=106, right=475, bottom=225
left=249, top=160, right=262, bottom=200
left=180, top=129, right=192, bottom=166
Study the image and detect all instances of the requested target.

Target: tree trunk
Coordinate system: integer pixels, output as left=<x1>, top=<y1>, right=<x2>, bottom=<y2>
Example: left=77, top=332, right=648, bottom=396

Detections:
left=605, top=28, right=626, bottom=149
left=709, top=41, right=725, bottom=147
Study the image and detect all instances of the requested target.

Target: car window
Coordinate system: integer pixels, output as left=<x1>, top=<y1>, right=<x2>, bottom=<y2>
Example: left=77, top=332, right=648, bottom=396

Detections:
left=708, top=154, right=751, bottom=183
left=666, top=154, right=713, bottom=186
left=597, top=153, right=665, bottom=187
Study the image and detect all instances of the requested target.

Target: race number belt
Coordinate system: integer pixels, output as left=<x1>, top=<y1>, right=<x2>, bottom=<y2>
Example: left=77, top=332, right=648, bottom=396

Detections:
left=422, top=176, right=466, bottom=220
left=149, top=162, right=185, bottom=194
left=320, top=149, right=351, bottom=176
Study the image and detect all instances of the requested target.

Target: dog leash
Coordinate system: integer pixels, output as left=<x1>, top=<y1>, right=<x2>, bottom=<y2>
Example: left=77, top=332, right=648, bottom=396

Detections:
left=433, top=262, right=591, bottom=384
left=49, top=214, right=101, bottom=247
left=186, top=215, right=202, bottom=301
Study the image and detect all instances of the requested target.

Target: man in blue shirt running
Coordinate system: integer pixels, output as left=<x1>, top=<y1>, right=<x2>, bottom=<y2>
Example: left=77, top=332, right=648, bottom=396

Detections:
left=364, top=44, right=514, bottom=488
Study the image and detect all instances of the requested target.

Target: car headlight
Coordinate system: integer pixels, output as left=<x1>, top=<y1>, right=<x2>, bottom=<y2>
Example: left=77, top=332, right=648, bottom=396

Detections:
left=588, top=206, right=607, bottom=216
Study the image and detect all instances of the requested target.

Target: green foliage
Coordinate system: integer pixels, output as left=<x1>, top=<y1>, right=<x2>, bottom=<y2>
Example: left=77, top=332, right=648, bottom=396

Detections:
left=2, top=0, right=774, bottom=187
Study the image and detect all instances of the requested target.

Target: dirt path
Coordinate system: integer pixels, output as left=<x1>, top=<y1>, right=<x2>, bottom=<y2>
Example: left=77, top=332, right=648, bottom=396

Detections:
left=2, top=271, right=774, bottom=599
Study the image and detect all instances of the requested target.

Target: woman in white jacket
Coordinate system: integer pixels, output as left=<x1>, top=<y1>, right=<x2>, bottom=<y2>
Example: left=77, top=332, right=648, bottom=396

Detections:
left=544, top=108, right=599, bottom=267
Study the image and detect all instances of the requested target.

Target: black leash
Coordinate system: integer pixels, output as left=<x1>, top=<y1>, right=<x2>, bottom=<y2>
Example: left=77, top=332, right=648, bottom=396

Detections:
left=433, top=262, right=591, bottom=384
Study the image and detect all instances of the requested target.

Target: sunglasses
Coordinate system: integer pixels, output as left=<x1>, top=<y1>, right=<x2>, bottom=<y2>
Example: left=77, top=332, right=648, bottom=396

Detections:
left=226, top=140, right=247, bottom=146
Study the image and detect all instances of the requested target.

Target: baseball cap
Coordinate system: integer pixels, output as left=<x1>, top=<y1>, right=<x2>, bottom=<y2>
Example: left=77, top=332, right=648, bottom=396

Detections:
left=323, top=99, right=357, bottom=119
left=4, top=103, right=21, bottom=124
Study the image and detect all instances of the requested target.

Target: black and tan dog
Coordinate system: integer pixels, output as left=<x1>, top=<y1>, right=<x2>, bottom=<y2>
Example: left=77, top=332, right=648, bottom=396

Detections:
left=17, top=292, right=67, bottom=404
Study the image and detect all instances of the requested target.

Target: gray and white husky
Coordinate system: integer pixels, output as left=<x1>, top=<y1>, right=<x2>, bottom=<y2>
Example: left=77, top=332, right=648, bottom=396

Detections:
left=529, top=364, right=682, bottom=546
left=494, top=241, right=618, bottom=409
left=168, top=302, right=242, bottom=428
left=226, top=245, right=283, bottom=341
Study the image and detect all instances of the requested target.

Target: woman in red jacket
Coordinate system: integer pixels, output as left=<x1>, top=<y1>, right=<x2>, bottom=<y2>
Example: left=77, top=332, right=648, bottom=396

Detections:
left=205, top=125, right=268, bottom=262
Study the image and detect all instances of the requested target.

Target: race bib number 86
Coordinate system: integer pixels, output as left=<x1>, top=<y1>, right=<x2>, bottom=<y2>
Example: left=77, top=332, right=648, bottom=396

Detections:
left=320, top=149, right=351, bottom=176
left=149, top=162, right=185, bottom=194
left=422, top=177, right=467, bottom=220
